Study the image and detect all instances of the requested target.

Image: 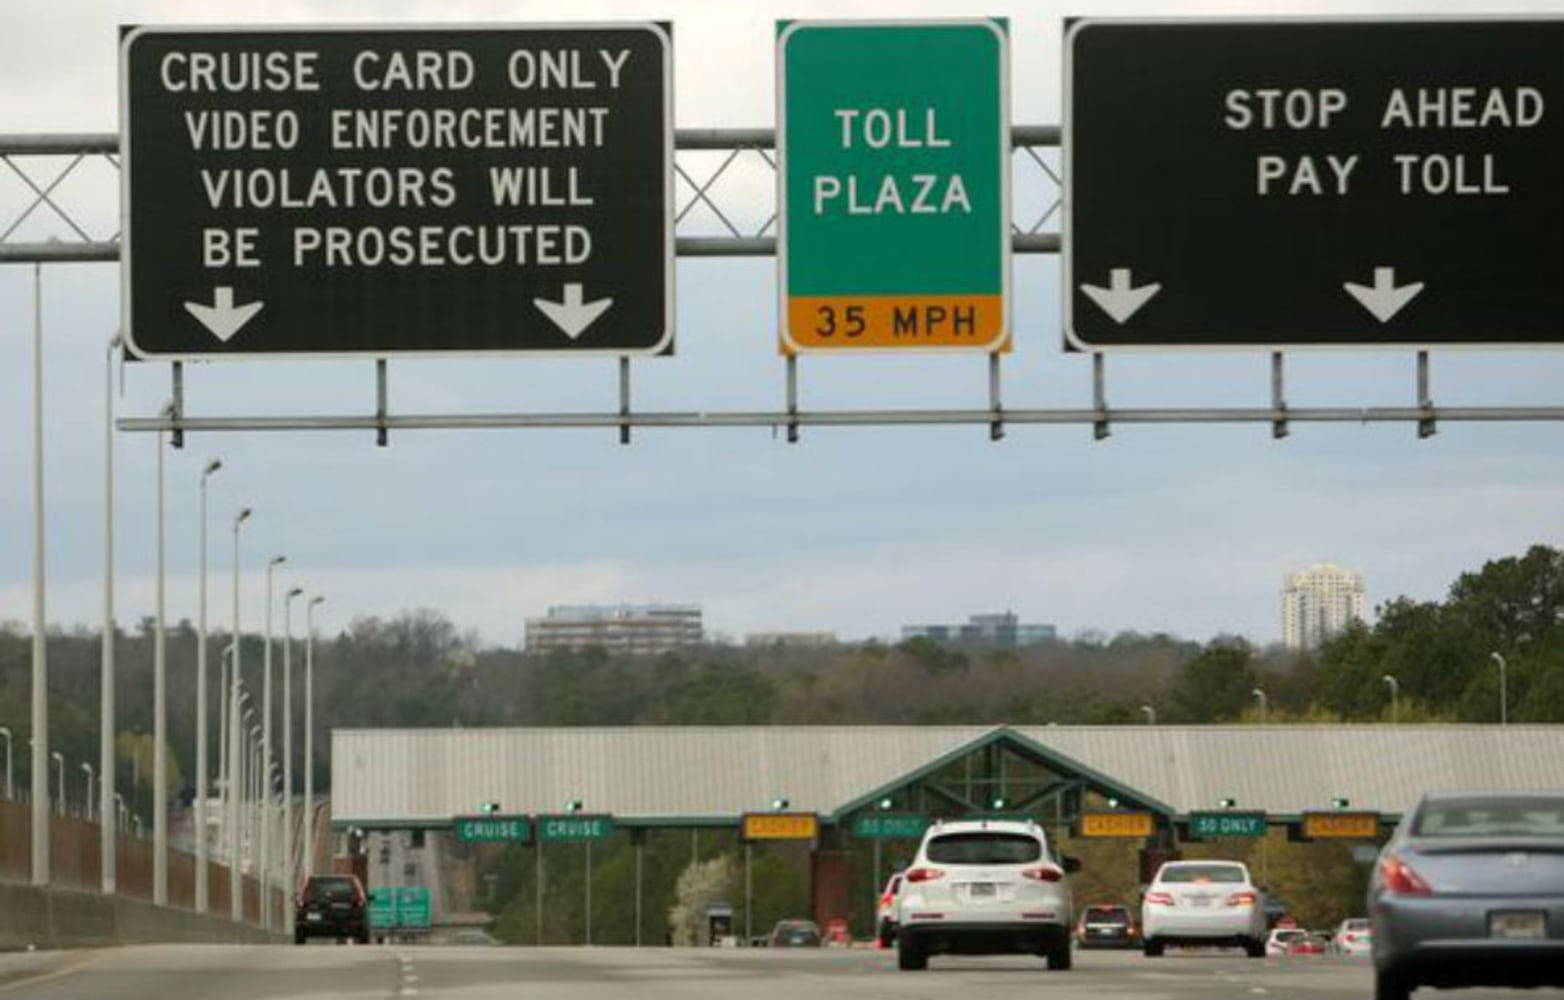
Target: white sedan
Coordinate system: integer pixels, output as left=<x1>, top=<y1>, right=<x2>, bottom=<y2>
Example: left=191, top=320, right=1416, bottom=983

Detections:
left=1140, top=860, right=1268, bottom=958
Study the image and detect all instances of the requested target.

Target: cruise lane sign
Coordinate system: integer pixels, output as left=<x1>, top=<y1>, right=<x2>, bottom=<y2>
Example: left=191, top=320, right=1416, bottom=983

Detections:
left=538, top=814, right=614, bottom=842
left=120, top=24, right=673, bottom=359
left=454, top=814, right=531, bottom=844
left=778, top=20, right=1010, bottom=353
left=1064, top=18, right=1564, bottom=349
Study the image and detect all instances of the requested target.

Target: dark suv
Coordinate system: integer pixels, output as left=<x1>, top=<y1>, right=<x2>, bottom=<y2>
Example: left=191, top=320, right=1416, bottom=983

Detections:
left=295, top=874, right=370, bottom=944
left=1076, top=904, right=1138, bottom=949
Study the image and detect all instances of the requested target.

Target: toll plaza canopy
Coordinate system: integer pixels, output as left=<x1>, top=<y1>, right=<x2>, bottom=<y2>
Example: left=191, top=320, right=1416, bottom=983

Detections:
left=330, top=724, right=1564, bottom=830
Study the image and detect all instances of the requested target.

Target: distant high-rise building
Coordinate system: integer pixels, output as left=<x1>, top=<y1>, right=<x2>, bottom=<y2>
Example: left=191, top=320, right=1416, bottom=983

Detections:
left=525, top=604, right=703, bottom=656
left=1281, top=564, right=1367, bottom=650
left=902, top=611, right=1056, bottom=648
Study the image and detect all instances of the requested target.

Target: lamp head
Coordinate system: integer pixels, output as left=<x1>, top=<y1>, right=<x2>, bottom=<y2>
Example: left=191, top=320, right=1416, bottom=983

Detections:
left=310, top=596, right=326, bottom=608
left=236, top=508, right=252, bottom=525
left=288, top=586, right=304, bottom=599
left=270, top=555, right=287, bottom=568
left=204, top=458, right=222, bottom=476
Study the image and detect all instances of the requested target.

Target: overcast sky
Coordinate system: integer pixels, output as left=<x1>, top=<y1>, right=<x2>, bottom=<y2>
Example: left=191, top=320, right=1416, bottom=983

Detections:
left=1, top=0, right=1561, bottom=649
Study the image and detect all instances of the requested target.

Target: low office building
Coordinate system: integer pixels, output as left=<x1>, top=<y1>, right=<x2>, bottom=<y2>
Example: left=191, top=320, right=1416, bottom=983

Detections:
left=902, top=611, right=1056, bottom=648
left=526, top=603, right=703, bottom=656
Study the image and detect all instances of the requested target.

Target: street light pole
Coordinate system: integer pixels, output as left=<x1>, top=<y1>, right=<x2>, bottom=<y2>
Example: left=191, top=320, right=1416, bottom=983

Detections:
left=1382, top=674, right=1400, bottom=724
left=1140, top=705, right=1157, bottom=725
left=80, top=763, right=94, bottom=823
left=0, top=727, right=12, bottom=801
left=304, top=596, right=324, bottom=879
left=261, top=554, right=286, bottom=930
left=282, top=586, right=303, bottom=930
left=31, top=262, right=50, bottom=885
left=1491, top=652, right=1508, bottom=725
left=101, top=333, right=121, bottom=895
left=50, top=751, right=64, bottom=817
left=195, top=459, right=221, bottom=912
left=153, top=412, right=172, bottom=906
left=229, top=507, right=251, bottom=922
left=1252, top=688, right=1268, bottom=726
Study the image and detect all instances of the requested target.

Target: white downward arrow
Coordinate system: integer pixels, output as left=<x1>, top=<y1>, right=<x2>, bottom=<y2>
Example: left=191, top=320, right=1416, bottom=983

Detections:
left=533, top=283, right=613, bottom=340
left=1344, top=267, right=1424, bottom=323
left=183, top=286, right=264, bottom=342
left=1081, top=268, right=1161, bottom=324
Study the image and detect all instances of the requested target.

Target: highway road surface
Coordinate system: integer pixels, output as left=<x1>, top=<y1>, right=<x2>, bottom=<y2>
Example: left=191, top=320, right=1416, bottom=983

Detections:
left=1, top=945, right=1559, bottom=1000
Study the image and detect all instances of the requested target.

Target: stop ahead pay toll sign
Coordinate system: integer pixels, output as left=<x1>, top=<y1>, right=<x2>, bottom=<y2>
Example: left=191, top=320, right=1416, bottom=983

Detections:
left=777, top=20, right=1011, bottom=354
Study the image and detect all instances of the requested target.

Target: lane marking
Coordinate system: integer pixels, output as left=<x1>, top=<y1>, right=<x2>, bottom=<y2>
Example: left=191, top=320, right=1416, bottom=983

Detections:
left=0, top=950, right=112, bottom=995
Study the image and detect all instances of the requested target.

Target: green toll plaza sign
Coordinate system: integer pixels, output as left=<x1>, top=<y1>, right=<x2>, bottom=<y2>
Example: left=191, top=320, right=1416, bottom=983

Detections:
left=454, top=815, right=532, bottom=844
left=538, top=814, right=616, bottom=842
left=853, top=812, right=931, bottom=839
left=777, top=19, right=1010, bottom=353
left=1187, top=811, right=1269, bottom=839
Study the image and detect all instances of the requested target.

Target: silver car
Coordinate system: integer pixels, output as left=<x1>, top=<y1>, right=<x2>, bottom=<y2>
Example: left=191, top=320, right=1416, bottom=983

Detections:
left=1369, top=791, right=1564, bottom=1000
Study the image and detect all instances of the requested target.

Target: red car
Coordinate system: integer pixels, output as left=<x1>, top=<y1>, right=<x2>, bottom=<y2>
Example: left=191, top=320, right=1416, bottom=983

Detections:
left=1287, top=933, right=1329, bottom=956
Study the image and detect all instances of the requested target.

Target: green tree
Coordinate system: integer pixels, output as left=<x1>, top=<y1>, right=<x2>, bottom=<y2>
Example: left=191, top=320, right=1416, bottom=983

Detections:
left=1169, top=641, right=1261, bottom=722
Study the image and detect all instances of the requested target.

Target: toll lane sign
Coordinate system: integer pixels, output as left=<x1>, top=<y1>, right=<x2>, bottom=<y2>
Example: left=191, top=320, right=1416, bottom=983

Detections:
left=120, top=24, right=673, bottom=359
left=1065, top=18, right=1564, bottom=349
left=778, top=20, right=1010, bottom=353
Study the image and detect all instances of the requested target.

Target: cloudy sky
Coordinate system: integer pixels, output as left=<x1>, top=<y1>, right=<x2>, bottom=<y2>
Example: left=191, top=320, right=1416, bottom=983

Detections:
left=1, top=0, right=1560, bottom=649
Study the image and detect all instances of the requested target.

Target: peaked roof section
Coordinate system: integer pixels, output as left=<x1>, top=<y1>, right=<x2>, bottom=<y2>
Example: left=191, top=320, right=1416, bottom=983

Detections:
left=330, top=725, right=1564, bottom=827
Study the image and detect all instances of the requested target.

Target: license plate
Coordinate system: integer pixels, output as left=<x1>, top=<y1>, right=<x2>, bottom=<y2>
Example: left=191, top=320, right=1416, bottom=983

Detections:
left=1489, top=911, right=1545, bottom=940
left=968, top=882, right=996, bottom=899
left=307, top=913, right=323, bottom=923
left=1187, top=896, right=1212, bottom=908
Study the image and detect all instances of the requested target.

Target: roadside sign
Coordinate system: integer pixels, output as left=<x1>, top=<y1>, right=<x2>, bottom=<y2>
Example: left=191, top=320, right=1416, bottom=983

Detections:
left=1064, top=17, right=1564, bottom=349
left=1301, top=811, right=1381, bottom=840
left=120, top=23, right=673, bottom=359
left=454, top=814, right=532, bottom=844
left=368, top=886, right=432, bottom=929
left=367, top=890, right=395, bottom=930
left=537, top=814, right=615, bottom=842
left=852, top=812, right=930, bottom=840
left=1077, top=811, right=1155, bottom=838
left=778, top=20, right=1010, bottom=353
left=395, top=886, right=432, bottom=929
left=742, top=812, right=819, bottom=841
left=1187, top=811, right=1268, bottom=839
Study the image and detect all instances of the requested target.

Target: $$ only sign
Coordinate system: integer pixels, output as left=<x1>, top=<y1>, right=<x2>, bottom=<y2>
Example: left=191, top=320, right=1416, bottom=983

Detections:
left=120, top=24, right=673, bottom=358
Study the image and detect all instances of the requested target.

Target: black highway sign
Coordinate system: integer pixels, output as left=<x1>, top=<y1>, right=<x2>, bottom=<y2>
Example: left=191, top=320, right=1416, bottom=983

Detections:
left=1065, top=18, right=1564, bottom=349
left=121, top=23, right=673, bottom=358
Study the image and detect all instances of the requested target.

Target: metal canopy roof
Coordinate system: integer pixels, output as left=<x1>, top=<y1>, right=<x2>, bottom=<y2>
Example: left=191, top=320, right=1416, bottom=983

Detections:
left=330, top=724, right=1564, bottom=829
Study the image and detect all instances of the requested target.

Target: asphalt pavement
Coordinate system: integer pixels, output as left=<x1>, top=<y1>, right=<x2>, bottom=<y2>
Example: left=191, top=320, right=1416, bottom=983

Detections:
left=0, top=943, right=1560, bottom=1000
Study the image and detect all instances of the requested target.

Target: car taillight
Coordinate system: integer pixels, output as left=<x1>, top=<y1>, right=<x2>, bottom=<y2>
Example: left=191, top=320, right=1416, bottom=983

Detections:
left=1145, top=891, right=1175, bottom=906
left=905, top=867, right=945, bottom=883
left=1227, top=891, right=1256, bottom=907
left=1021, top=865, right=1064, bottom=882
left=1379, top=854, right=1433, bottom=895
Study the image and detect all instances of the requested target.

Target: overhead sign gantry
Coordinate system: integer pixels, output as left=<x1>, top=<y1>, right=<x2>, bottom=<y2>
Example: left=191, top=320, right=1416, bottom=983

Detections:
left=120, top=23, right=673, bottom=359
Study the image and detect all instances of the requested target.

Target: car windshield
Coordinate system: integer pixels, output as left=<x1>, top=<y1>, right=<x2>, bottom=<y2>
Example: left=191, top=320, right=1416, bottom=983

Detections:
left=1160, top=863, right=1246, bottom=884
left=308, top=877, right=358, bottom=901
left=926, top=832, right=1042, bottom=864
left=1413, top=797, right=1564, bottom=838
left=1084, top=907, right=1129, bottom=924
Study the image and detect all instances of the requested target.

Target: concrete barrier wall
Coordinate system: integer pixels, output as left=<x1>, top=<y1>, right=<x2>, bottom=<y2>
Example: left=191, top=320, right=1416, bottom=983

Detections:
left=0, top=883, right=283, bottom=951
left=1, top=800, right=287, bottom=947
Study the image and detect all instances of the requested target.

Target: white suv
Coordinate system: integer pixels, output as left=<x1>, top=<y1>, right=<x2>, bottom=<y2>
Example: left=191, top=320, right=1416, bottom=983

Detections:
left=1140, top=859, right=1267, bottom=958
left=894, top=819, right=1076, bottom=971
